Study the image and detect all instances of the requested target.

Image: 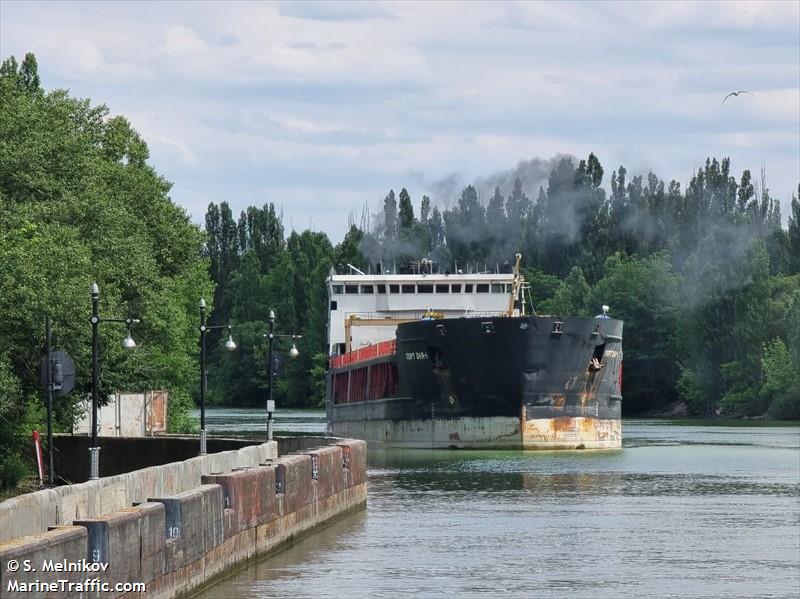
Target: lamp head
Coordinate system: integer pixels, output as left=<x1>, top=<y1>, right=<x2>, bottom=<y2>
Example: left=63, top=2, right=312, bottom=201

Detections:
left=289, top=342, right=299, bottom=358
left=122, top=332, right=136, bottom=349
left=199, top=298, right=206, bottom=309
left=224, top=334, right=237, bottom=351
left=91, top=282, right=99, bottom=297
left=269, top=309, right=275, bottom=322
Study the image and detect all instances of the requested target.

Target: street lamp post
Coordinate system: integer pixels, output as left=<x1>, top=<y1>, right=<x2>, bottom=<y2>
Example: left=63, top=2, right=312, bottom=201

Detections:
left=198, top=298, right=236, bottom=455
left=267, top=310, right=275, bottom=441
left=265, top=310, right=300, bottom=442
left=89, top=282, right=139, bottom=480
left=90, top=284, right=99, bottom=480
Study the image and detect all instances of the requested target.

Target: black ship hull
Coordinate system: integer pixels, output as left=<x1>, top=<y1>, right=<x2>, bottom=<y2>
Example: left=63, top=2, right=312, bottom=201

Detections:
left=326, top=315, right=623, bottom=449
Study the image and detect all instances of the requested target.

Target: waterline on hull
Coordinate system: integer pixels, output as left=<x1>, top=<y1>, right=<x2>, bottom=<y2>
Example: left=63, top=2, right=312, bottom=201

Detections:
left=329, top=416, right=622, bottom=450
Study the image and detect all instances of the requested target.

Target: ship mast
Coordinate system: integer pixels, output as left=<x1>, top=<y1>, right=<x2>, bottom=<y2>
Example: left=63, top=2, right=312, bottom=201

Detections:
left=505, top=253, right=525, bottom=317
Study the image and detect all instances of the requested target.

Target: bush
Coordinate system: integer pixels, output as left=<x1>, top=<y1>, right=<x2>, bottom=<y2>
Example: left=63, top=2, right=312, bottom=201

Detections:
left=168, top=389, right=198, bottom=434
left=762, top=339, right=800, bottom=419
left=0, top=455, right=28, bottom=492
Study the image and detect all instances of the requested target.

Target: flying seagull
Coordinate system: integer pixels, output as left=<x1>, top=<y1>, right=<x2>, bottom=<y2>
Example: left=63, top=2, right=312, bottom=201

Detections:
left=721, top=90, right=755, bottom=106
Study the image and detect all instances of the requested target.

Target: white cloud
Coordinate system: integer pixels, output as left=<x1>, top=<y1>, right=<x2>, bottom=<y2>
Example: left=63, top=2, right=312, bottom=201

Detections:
left=0, top=0, right=797, bottom=240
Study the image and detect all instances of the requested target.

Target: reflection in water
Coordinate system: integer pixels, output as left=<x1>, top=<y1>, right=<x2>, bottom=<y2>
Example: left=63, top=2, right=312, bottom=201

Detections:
left=197, top=416, right=800, bottom=599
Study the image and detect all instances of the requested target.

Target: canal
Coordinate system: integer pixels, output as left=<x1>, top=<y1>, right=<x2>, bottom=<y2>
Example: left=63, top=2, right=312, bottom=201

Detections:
left=195, top=408, right=799, bottom=598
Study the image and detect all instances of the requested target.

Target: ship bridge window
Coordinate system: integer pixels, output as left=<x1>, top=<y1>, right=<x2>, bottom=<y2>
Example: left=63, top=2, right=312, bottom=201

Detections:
left=451, top=284, right=462, bottom=293
left=491, top=284, right=504, bottom=293
left=345, top=284, right=358, bottom=294
left=360, top=285, right=374, bottom=294
left=436, top=284, right=449, bottom=293
left=476, top=284, right=489, bottom=293
left=418, top=284, right=433, bottom=293
left=331, top=285, right=343, bottom=295
left=464, top=284, right=473, bottom=292
left=377, top=284, right=386, bottom=294
left=401, top=284, right=415, bottom=293
left=389, top=284, right=399, bottom=293
left=330, top=301, right=338, bottom=311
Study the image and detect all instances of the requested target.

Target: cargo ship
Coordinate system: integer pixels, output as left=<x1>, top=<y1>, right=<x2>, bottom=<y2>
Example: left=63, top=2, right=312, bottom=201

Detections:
left=325, top=255, right=623, bottom=449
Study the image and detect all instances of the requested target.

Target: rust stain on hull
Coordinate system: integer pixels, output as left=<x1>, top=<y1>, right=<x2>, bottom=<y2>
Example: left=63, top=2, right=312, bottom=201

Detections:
left=521, top=416, right=621, bottom=450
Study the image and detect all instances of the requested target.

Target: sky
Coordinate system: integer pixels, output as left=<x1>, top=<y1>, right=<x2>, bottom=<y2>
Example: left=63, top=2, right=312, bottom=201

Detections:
left=1, top=0, right=798, bottom=242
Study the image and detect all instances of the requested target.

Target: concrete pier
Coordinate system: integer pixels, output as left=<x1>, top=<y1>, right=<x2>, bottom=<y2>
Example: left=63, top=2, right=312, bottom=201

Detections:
left=0, top=438, right=367, bottom=598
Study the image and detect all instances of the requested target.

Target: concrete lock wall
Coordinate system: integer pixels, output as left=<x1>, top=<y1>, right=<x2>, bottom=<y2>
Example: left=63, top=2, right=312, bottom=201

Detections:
left=0, top=439, right=367, bottom=599
left=0, top=441, right=277, bottom=544
left=52, top=435, right=272, bottom=484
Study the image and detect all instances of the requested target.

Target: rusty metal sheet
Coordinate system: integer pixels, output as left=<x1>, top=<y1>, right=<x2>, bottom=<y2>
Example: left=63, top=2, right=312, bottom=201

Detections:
left=146, top=390, right=168, bottom=433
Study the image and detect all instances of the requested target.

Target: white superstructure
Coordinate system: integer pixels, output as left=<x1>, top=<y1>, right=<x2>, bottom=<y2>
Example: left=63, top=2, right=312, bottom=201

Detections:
left=327, top=270, right=515, bottom=355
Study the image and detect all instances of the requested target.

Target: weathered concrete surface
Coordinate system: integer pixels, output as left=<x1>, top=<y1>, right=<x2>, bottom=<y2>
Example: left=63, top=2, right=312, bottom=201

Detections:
left=276, top=435, right=343, bottom=456
left=142, top=479, right=367, bottom=598
left=0, top=526, right=87, bottom=599
left=1, top=439, right=366, bottom=599
left=150, top=486, right=225, bottom=573
left=0, top=441, right=276, bottom=544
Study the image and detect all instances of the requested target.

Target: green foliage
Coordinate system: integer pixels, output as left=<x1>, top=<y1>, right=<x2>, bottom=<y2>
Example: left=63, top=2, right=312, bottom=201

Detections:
left=309, top=352, right=329, bottom=407
left=521, top=268, right=562, bottom=311
left=0, top=53, right=211, bottom=484
left=204, top=206, right=334, bottom=408
left=679, top=237, right=772, bottom=415
left=398, top=188, right=414, bottom=230
left=761, top=339, right=800, bottom=419
left=541, top=266, right=590, bottom=316
left=0, top=456, right=28, bottom=492
left=589, top=253, right=680, bottom=412
left=168, top=389, right=199, bottom=434
left=676, top=366, right=711, bottom=416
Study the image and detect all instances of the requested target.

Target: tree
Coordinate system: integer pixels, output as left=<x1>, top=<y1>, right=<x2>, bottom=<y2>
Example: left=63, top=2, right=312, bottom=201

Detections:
left=486, top=186, right=507, bottom=259
left=788, top=185, right=800, bottom=274
left=398, top=188, right=414, bottom=230
left=382, top=190, right=397, bottom=240
left=443, top=185, right=486, bottom=267
left=589, top=253, right=680, bottom=412
left=760, top=339, right=800, bottom=419
left=541, top=266, right=590, bottom=316
left=335, top=224, right=366, bottom=271
left=19, top=53, right=40, bottom=94
left=420, top=195, right=431, bottom=223
left=0, top=53, right=212, bottom=488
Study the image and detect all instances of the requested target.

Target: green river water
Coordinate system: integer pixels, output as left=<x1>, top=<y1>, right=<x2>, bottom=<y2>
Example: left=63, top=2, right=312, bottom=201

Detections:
left=194, top=408, right=799, bottom=598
